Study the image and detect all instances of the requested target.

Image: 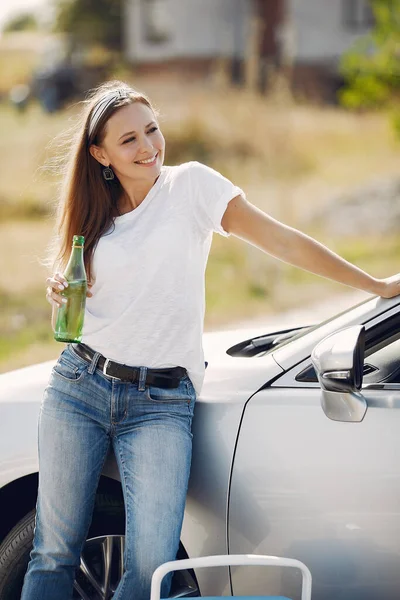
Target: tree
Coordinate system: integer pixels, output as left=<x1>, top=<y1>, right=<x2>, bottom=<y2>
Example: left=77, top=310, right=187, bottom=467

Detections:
left=53, top=0, right=123, bottom=51
left=339, top=0, right=400, bottom=114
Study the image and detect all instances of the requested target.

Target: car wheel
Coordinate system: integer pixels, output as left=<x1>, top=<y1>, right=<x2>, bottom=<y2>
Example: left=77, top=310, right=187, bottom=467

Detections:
left=0, top=493, right=198, bottom=599
left=0, top=492, right=125, bottom=600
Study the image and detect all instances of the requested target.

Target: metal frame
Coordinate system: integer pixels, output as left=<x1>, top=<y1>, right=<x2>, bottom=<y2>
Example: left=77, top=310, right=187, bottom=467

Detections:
left=150, top=554, right=312, bottom=600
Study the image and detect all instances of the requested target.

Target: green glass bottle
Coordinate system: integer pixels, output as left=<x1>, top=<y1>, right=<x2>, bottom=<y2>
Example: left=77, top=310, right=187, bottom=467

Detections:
left=54, top=235, right=87, bottom=343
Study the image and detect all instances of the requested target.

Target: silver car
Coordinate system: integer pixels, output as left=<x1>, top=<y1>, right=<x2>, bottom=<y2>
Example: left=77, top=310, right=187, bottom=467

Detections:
left=0, top=294, right=399, bottom=599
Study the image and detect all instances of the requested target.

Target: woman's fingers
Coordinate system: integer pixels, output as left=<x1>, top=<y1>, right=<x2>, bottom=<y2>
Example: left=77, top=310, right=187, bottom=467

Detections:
left=45, top=272, right=68, bottom=307
left=46, top=274, right=93, bottom=305
left=46, top=286, right=67, bottom=308
left=46, top=272, right=68, bottom=291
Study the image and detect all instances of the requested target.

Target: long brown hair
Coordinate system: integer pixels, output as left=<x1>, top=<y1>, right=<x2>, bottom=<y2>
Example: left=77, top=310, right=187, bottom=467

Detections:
left=47, top=80, right=157, bottom=284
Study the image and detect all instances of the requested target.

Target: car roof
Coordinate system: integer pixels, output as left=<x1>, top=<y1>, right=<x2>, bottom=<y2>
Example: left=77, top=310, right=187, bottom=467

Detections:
left=272, top=295, right=400, bottom=371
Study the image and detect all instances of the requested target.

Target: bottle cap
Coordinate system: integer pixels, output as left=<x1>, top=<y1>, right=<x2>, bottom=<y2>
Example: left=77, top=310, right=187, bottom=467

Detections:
left=73, top=235, right=85, bottom=245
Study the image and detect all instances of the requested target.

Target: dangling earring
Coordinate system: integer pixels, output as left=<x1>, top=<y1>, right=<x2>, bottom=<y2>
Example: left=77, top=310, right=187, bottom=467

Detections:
left=102, top=165, right=115, bottom=181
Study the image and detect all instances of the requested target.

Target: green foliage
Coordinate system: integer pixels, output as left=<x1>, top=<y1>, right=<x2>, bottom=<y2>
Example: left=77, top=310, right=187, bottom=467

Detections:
left=0, top=288, right=54, bottom=363
left=391, top=108, right=400, bottom=135
left=53, top=0, right=123, bottom=51
left=2, top=12, right=38, bottom=33
left=339, top=0, right=400, bottom=111
left=164, top=119, right=212, bottom=165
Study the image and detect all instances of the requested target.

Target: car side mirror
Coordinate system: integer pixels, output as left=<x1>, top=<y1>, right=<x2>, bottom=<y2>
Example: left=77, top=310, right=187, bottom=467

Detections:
left=311, top=325, right=367, bottom=422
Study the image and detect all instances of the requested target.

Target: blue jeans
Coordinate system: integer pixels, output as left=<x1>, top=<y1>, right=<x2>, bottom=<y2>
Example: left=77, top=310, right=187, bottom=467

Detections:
left=21, top=344, right=196, bottom=600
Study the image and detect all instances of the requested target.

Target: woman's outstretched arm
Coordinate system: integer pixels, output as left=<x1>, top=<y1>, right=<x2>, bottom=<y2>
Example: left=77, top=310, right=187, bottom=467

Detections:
left=221, top=195, right=400, bottom=299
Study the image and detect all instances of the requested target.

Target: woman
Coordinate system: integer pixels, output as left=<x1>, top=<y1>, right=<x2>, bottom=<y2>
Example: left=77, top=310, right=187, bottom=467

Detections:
left=21, top=80, right=400, bottom=600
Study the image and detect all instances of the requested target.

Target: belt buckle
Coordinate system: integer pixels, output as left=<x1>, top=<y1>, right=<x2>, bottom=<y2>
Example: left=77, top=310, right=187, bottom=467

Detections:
left=103, top=358, right=121, bottom=380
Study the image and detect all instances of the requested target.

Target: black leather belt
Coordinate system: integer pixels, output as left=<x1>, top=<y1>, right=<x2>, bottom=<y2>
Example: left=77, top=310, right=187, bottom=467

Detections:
left=72, top=343, right=187, bottom=388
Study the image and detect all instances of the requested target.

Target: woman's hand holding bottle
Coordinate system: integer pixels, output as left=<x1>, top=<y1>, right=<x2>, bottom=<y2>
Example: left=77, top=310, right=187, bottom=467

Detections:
left=46, top=273, right=93, bottom=308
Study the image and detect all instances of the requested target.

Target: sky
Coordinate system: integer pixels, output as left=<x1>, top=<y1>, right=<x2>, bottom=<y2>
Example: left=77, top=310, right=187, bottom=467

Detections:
left=0, top=0, right=51, bottom=31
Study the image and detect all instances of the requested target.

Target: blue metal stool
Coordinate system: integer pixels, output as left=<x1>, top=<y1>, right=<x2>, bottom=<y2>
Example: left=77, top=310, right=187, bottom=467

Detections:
left=151, top=554, right=312, bottom=600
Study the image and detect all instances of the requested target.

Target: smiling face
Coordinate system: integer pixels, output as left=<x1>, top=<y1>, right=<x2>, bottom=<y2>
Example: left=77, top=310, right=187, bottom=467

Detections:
left=90, top=101, right=165, bottom=185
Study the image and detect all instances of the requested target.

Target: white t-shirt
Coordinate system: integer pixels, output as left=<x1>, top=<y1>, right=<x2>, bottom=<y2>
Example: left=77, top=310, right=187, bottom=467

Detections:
left=81, top=161, right=245, bottom=397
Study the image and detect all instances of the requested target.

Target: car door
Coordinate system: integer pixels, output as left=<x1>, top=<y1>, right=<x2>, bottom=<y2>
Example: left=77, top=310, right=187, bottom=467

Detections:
left=228, top=306, right=400, bottom=600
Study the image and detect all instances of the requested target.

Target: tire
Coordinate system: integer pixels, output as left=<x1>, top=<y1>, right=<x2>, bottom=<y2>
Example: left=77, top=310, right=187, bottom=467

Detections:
left=0, top=493, right=125, bottom=600
left=0, top=494, right=198, bottom=599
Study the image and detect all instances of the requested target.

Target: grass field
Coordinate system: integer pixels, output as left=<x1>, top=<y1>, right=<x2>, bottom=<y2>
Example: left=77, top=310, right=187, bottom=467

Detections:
left=1, top=66, right=399, bottom=373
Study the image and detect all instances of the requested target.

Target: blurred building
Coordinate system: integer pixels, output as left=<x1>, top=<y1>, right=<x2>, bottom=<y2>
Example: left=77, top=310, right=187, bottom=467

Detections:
left=124, top=0, right=374, bottom=101
left=124, top=0, right=252, bottom=80
left=288, top=0, right=374, bottom=101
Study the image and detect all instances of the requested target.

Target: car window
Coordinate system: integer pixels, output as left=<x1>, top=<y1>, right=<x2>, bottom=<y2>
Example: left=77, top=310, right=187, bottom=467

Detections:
left=363, top=338, right=400, bottom=384
left=363, top=312, right=400, bottom=384
left=296, top=311, right=400, bottom=385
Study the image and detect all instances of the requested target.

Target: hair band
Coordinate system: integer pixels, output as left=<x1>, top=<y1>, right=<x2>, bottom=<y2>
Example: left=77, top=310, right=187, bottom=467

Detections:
left=88, top=90, right=129, bottom=139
